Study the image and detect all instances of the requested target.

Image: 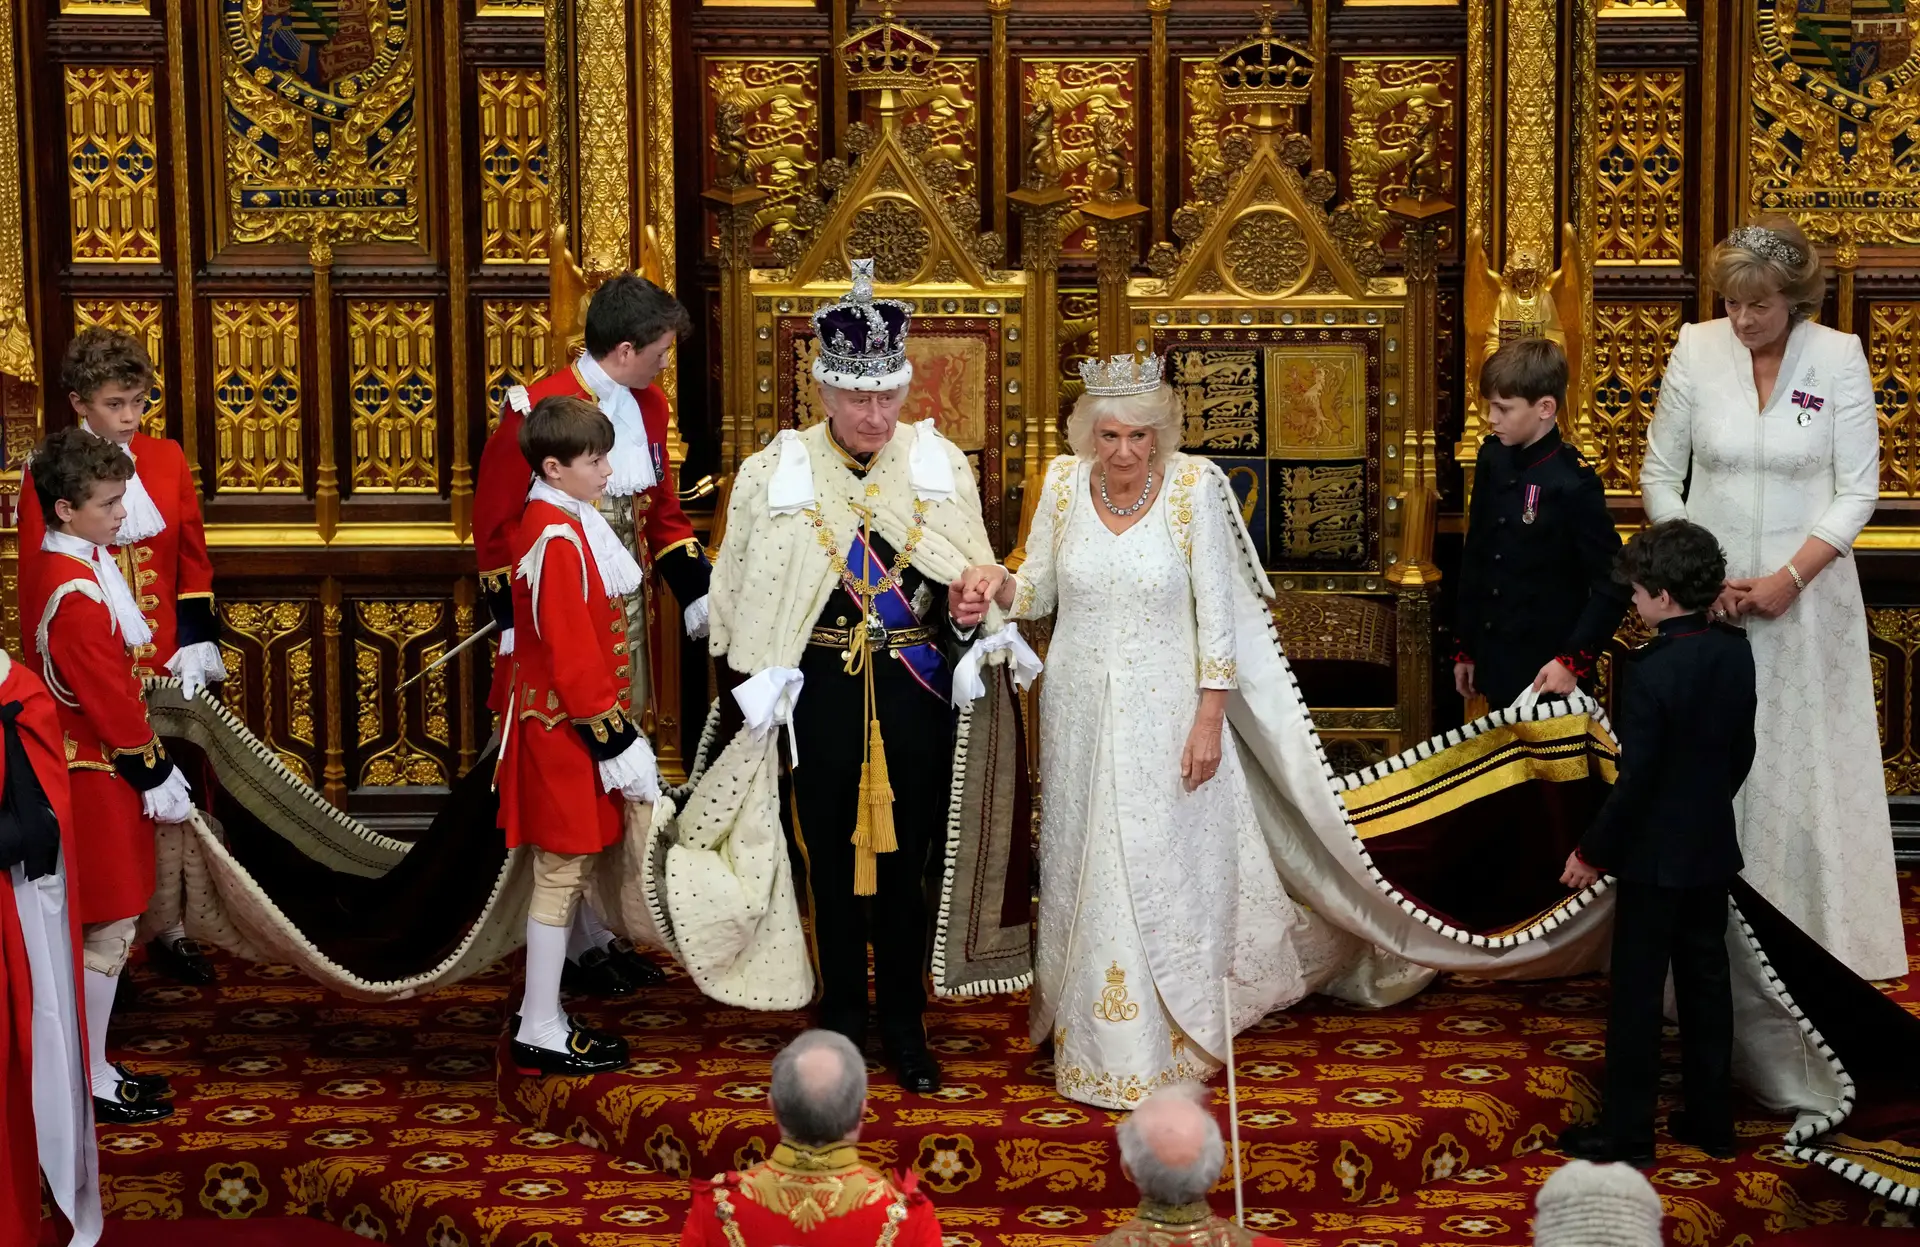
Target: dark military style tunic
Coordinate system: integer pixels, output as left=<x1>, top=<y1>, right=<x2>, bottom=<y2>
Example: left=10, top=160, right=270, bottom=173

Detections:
left=1453, top=428, right=1630, bottom=707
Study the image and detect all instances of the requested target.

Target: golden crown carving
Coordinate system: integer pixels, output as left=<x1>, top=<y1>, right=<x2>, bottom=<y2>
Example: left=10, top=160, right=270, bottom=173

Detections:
left=1216, top=4, right=1317, bottom=107
left=840, top=2, right=940, bottom=93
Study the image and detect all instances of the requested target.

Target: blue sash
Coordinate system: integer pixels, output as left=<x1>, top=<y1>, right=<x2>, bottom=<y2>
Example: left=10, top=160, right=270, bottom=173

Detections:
left=845, top=530, right=951, bottom=703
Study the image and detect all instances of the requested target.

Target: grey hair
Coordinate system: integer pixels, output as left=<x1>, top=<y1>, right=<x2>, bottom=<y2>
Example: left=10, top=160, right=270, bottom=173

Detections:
left=770, top=1030, right=867, bottom=1147
left=1066, top=383, right=1183, bottom=461
left=1117, top=1083, right=1225, bottom=1206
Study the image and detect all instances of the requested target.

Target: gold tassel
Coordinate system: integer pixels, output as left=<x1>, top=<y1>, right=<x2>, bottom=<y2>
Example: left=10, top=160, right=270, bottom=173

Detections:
left=862, top=717, right=897, bottom=854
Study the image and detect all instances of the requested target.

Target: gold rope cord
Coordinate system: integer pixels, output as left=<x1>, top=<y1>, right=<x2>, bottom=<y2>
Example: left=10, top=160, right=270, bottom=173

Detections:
left=808, top=496, right=928, bottom=895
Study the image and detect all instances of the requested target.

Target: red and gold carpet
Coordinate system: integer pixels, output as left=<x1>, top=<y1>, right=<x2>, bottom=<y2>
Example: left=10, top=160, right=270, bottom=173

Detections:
left=85, top=873, right=1920, bottom=1247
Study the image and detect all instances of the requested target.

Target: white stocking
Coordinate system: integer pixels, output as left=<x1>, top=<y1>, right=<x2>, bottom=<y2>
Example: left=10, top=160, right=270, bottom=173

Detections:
left=567, top=902, right=616, bottom=961
left=156, top=921, right=186, bottom=944
left=516, top=916, right=572, bottom=1052
left=84, top=968, right=123, bottom=1099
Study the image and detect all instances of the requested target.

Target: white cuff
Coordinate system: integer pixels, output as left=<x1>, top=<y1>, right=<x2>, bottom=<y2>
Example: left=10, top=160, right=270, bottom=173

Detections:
left=166, top=640, right=228, bottom=685
left=733, top=666, right=804, bottom=764
left=598, top=734, right=660, bottom=804
left=498, top=626, right=516, bottom=657
left=683, top=595, right=711, bottom=640
left=142, top=767, right=193, bottom=825
left=952, top=623, right=1043, bottom=705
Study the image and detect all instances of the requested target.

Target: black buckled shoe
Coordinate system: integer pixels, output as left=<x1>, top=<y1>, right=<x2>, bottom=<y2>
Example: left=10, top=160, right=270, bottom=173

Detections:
left=1556, top=1121, right=1654, bottom=1169
left=94, top=1079, right=173, bottom=1125
left=510, top=1022, right=630, bottom=1077
left=1667, top=1111, right=1737, bottom=1160
left=561, top=947, right=640, bottom=998
left=510, top=1014, right=629, bottom=1062
left=147, top=935, right=217, bottom=986
left=605, top=937, right=668, bottom=987
left=885, top=1040, right=943, bottom=1095
left=112, top=1063, right=169, bottom=1099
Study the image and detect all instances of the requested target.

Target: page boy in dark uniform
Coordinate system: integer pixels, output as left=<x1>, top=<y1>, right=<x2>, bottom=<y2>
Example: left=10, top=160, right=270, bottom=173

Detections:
left=1558, top=519, right=1758, bottom=1167
left=1453, top=337, right=1629, bottom=709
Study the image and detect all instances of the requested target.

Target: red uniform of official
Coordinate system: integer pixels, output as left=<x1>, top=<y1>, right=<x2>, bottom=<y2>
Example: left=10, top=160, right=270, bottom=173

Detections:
left=0, top=653, right=91, bottom=1247
left=496, top=499, right=638, bottom=856
left=681, top=1144, right=942, bottom=1247
left=21, top=549, right=169, bottom=924
left=18, top=432, right=216, bottom=679
left=473, top=366, right=708, bottom=712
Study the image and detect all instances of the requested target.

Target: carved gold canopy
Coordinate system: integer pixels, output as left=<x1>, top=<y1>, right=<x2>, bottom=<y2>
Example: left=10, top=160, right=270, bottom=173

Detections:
left=716, top=6, right=1037, bottom=551
left=1127, top=27, right=1415, bottom=595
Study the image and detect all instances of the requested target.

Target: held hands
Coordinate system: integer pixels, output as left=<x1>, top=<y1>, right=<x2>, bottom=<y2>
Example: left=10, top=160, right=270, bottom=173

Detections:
left=1559, top=849, right=1602, bottom=890
left=1723, top=569, right=1800, bottom=621
left=1452, top=660, right=1477, bottom=700
left=1531, top=659, right=1577, bottom=696
left=1181, top=714, right=1223, bottom=793
left=949, top=565, right=1010, bottom=629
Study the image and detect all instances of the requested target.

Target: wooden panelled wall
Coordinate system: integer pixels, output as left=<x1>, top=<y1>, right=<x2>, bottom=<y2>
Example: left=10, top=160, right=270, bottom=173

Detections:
left=17, top=1, right=553, bottom=818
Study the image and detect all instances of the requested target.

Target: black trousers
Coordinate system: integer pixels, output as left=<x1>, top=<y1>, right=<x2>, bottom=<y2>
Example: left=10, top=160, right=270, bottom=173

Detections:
left=788, top=646, right=953, bottom=1045
left=1603, top=878, right=1735, bottom=1148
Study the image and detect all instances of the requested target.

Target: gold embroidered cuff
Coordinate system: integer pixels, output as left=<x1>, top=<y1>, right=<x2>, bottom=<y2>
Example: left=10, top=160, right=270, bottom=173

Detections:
left=1199, top=657, right=1237, bottom=686
left=654, top=537, right=702, bottom=561
left=111, top=735, right=165, bottom=770
left=570, top=705, right=630, bottom=743
left=480, top=567, right=514, bottom=592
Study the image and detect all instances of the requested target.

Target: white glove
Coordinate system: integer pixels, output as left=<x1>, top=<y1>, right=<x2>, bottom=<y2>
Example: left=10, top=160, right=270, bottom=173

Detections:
left=498, top=627, right=516, bottom=657
left=683, top=595, right=711, bottom=640
left=598, top=734, right=660, bottom=804
left=142, top=766, right=193, bottom=825
left=166, top=641, right=229, bottom=701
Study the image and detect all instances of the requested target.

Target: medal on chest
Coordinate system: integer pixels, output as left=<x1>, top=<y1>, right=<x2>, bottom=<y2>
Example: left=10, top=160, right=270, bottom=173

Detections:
left=1521, top=483, right=1540, bottom=525
left=1790, top=389, right=1824, bottom=427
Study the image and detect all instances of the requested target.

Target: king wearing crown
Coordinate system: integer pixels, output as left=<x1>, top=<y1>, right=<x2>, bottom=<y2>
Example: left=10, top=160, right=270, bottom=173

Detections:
left=657, top=261, right=1016, bottom=1093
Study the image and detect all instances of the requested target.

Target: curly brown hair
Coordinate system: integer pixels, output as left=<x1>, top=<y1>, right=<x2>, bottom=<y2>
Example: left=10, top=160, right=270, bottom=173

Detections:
left=29, top=425, right=134, bottom=519
left=61, top=326, right=153, bottom=402
left=1615, top=519, right=1727, bottom=612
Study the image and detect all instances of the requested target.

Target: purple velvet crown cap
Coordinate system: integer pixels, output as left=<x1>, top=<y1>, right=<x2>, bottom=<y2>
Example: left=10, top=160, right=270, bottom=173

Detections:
left=810, top=258, right=915, bottom=392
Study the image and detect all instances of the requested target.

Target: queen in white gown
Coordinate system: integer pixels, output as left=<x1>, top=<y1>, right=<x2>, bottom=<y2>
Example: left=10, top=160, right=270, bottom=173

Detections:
left=979, top=362, right=1320, bottom=1108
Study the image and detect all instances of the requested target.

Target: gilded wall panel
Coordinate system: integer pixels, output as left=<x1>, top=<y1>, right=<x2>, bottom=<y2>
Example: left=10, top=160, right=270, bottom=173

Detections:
left=216, top=0, right=423, bottom=247
left=1866, top=607, right=1920, bottom=796
left=1340, top=58, right=1459, bottom=251
left=73, top=299, right=166, bottom=439
left=1589, top=301, right=1680, bottom=493
left=347, top=300, right=438, bottom=494
left=1178, top=58, right=1252, bottom=228
left=1867, top=303, right=1920, bottom=499
left=1749, top=5, right=1920, bottom=244
left=1594, top=69, right=1684, bottom=265
left=477, top=68, right=550, bottom=264
left=1057, top=289, right=1098, bottom=417
left=63, top=66, right=161, bottom=263
left=868, top=59, right=979, bottom=201
left=352, top=599, right=452, bottom=789
left=212, top=299, right=304, bottom=493
left=483, top=299, right=552, bottom=434
left=1598, top=1, right=1684, bottom=14
left=217, top=600, right=319, bottom=785
left=702, top=58, right=821, bottom=255
left=1020, top=59, right=1137, bottom=254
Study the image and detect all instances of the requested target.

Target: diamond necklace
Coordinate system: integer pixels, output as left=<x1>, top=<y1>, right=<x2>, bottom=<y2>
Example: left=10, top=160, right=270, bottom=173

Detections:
left=1099, top=468, right=1155, bottom=516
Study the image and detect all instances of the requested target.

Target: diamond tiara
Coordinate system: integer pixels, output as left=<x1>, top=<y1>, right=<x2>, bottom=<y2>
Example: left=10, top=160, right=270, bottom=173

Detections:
left=1079, top=353, right=1164, bottom=397
left=1727, top=226, right=1804, bottom=269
